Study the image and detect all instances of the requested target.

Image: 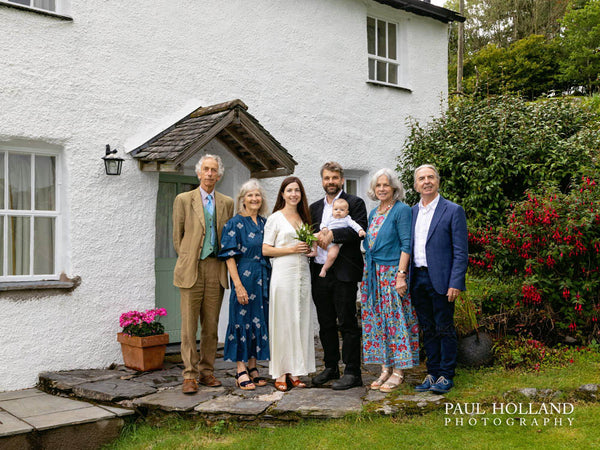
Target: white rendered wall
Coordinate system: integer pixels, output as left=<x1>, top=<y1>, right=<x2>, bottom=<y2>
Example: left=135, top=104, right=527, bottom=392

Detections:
left=0, top=0, right=449, bottom=391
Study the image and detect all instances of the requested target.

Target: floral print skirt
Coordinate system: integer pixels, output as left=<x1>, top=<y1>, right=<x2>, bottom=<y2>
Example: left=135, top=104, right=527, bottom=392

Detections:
left=361, top=263, right=419, bottom=368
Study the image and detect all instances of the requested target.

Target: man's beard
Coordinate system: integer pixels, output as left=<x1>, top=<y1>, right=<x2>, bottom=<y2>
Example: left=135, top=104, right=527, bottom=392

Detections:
left=325, top=185, right=341, bottom=195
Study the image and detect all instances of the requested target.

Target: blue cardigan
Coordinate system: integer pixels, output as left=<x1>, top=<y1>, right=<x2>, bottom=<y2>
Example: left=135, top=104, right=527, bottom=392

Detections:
left=365, top=201, right=412, bottom=265
left=363, top=201, right=412, bottom=304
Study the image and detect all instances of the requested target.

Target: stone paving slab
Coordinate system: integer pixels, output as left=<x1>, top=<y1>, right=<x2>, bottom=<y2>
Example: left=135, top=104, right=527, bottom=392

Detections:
left=38, top=369, right=123, bottom=392
left=129, top=367, right=183, bottom=388
left=25, top=405, right=116, bottom=431
left=194, top=394, right=272, bottom=416
left=0, top=411, right=33, bottom=437
left=72, top=379, right=157, bottom=402
left=270, top=386, right=366, bottom=418
left=97, top=404, right=136, bottom=417
left=0, top=392, right=91, bottom=418
left=0, top=388, right=45, bottom=402
left=132, top=387, right=226, bottom=412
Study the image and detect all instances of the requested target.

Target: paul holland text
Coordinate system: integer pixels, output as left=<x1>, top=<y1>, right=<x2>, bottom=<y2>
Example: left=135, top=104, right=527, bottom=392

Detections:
left=444, top=403, right=574, bottom=427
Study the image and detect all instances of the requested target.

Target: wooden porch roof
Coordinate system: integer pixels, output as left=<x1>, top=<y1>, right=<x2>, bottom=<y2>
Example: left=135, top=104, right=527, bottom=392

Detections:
left=130, top=99, right=297, bottom=178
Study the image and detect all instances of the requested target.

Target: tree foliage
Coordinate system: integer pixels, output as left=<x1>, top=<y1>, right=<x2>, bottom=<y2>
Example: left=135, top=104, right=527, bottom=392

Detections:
left=559, top=0, right=600, bottom=94
left=446, top=0, right=569, bottom=56
left=446, top=0, right=600, bottom=97
left=397, top=96, right=600, bottom=228
left=459, top=35, right=562, bottom=98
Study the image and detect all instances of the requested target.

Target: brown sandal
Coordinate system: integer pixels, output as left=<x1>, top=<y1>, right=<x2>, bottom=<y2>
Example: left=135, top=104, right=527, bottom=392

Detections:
left=287, top=374, right=307, bottom=388
left=274, top=377, right=288, bottom=392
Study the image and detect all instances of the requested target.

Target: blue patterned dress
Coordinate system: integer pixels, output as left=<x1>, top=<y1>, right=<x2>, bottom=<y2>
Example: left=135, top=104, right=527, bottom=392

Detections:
left=361, top=206, right=419, bottom=368
left=219, top=214, right=271, bottom=362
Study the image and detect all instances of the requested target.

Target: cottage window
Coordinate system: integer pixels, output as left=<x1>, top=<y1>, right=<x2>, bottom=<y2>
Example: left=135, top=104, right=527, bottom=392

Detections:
left=0, top=0, right=71, bottom=18
left=367, top=16, right=400, bottom=86
left=0, top=148, right=60, bottom=281
left=6, top=0, right=55, bottom=10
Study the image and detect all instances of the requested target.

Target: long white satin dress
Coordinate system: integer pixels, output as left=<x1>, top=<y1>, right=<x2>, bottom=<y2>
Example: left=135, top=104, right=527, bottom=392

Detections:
left=263, top=211, right=316, bottom=378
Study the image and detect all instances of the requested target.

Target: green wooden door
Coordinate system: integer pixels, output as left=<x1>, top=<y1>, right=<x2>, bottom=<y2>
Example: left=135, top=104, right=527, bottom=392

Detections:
left=155, top=173, right=199, bottom=343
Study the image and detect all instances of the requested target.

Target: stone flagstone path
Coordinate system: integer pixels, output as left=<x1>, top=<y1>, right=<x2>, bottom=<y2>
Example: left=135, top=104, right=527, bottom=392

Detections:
left=36, top=356, right=446, bottom=422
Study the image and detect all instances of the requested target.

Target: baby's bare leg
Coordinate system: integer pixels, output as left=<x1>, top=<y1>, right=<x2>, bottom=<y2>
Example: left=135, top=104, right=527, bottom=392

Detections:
left=319, top=244, right=341, bottom=277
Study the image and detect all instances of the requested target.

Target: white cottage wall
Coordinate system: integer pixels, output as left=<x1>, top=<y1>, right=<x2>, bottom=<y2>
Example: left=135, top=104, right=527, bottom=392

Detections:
left=0, top=0, right=449, bottom=390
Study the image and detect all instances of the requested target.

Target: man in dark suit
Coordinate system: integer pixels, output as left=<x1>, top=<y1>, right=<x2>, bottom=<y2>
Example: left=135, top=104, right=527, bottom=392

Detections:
left=310, top=161, right=367, bottom=390
left=173, top=154, right=234, bottom=394
left=410, top=164, right=468, bottom=394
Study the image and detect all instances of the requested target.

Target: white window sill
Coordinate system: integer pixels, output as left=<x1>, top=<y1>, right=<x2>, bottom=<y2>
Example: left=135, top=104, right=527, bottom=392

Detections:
left=366, top=80, right=412, bottom=92
left=0, top=1, right=72, bottom=20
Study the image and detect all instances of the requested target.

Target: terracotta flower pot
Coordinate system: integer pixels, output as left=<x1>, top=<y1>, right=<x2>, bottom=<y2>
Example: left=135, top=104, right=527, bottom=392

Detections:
left=117, top=332, right=169, bottom=371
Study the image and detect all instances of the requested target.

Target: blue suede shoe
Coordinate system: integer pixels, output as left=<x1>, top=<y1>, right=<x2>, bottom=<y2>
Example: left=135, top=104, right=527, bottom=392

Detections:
left=415, top=374, right=436, bottom=392
left=429, top=376, right=454, bottom=394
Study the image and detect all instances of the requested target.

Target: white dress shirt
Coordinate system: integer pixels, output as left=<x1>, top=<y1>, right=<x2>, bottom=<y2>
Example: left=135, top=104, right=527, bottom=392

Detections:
left=315, top=191, right=343, bottom=264
left=413, top=194, right=440, bottom=268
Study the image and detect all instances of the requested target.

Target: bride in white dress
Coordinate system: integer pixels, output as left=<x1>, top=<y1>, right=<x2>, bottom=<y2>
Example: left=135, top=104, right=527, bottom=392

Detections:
left=262, top=176, right=315, bottom=391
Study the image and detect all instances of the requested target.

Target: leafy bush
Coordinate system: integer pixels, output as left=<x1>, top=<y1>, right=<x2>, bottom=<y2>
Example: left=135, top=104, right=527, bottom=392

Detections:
left=398, top=95, right=600, bottom=228
left=494, top=337, right=576, bottom=371
left=470, top=173, right=600, bottom=344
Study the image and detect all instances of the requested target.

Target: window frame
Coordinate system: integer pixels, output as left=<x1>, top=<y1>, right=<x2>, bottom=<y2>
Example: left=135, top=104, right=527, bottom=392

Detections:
left=0, top=146, right=62, bottom=282
left=0, top=0, right=72, bottom=20
left=366, top=15, right=409, bottom=90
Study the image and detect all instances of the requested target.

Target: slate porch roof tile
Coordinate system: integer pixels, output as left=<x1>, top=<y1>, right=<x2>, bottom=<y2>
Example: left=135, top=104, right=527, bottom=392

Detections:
left=130, top=99, right=296, bottom=177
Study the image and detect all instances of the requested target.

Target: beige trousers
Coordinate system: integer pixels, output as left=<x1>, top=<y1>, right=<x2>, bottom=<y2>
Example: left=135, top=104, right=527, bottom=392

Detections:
left=179, top=257, right=224, bottom=380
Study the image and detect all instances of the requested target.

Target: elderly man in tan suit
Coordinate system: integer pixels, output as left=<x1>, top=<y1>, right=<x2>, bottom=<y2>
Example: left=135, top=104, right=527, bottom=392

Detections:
left=173, top=154, right=234, bottom=394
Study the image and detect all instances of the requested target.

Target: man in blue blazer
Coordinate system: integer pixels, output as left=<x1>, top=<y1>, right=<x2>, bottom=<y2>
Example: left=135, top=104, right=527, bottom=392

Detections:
left=410, top=164, right=468, bottom=394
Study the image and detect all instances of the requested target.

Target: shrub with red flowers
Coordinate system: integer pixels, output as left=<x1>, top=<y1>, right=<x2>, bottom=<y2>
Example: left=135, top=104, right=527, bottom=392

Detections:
left=494, top=337, right=583, bottom=371
left=119, top=308, right=167, bottom=337
left=470, top=172, right=600, bottom=343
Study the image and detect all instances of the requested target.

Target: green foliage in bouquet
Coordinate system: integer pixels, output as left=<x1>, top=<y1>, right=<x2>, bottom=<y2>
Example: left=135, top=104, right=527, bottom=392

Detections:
left=295, top=223, right=318, bottom=247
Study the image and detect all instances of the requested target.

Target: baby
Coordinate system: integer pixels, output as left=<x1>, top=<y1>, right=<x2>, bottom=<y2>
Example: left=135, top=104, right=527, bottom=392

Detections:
left=314, top=198, right=366, bottom=278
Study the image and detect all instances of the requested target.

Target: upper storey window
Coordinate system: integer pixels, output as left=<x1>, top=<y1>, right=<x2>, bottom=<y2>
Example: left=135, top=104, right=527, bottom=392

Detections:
left=367, top=16, right=400, bottom=87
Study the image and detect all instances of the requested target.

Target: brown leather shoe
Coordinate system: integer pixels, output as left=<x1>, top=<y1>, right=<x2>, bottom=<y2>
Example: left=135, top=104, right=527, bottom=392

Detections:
left=199, top=373, right=222, bottom=387
left=182, top=378, right=199, bottom=394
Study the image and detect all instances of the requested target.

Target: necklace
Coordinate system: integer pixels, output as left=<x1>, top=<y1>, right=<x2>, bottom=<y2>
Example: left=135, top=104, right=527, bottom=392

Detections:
left=377, top=202, right=393, bottom=213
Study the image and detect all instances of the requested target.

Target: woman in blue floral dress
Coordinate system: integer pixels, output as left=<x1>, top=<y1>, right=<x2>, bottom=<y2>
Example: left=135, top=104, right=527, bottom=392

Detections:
left=361, top=168, right=419, bottom=392
left=219, top=179, right=271, bottom=390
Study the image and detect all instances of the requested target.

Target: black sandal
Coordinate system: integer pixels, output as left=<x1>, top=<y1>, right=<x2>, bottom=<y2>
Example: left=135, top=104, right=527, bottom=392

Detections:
left=235, top=371, right=255, bottom=390
left=248, top=367, right=268, bottom=387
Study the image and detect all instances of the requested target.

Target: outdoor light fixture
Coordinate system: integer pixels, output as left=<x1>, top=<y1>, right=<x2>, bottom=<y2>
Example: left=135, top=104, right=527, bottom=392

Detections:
left=102, top=144, right=124, bottom=175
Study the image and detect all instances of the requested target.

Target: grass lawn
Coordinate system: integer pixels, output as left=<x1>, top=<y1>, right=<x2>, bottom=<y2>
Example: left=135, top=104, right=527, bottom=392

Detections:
left=106, top=351, right=600, bottom=450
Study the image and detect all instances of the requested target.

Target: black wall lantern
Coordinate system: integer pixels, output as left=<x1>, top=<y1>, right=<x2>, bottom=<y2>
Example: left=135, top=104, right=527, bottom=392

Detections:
left=102, top=144, right=124, bottom=175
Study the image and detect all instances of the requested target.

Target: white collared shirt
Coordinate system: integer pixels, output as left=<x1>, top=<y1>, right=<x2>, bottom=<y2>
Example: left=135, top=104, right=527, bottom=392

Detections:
left=315, top=191, right=343, bottom=264
left=413, top=194, right=440, bottom=267
left=199, top=186, right=216, bottom=208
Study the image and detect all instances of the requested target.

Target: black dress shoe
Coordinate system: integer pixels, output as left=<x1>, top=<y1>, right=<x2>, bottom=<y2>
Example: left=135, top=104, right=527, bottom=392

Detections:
left=311, top=367, right=340, bottom=386
left=332, top=373, right=363, bottom=390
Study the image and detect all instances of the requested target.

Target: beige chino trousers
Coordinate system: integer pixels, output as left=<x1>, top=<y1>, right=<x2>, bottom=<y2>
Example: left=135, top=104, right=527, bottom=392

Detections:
left=180, top=257, right=224, bottom=380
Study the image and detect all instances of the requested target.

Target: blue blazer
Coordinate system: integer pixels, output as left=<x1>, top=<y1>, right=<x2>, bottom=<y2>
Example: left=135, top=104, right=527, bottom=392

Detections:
left=410, top=196, right=468, bottom=295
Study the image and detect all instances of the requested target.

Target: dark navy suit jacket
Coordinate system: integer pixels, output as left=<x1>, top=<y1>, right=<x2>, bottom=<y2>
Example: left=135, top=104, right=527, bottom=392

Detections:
left=310, top=191, right=367, bottom=283
left=410, top=195, right=468, bottom=295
